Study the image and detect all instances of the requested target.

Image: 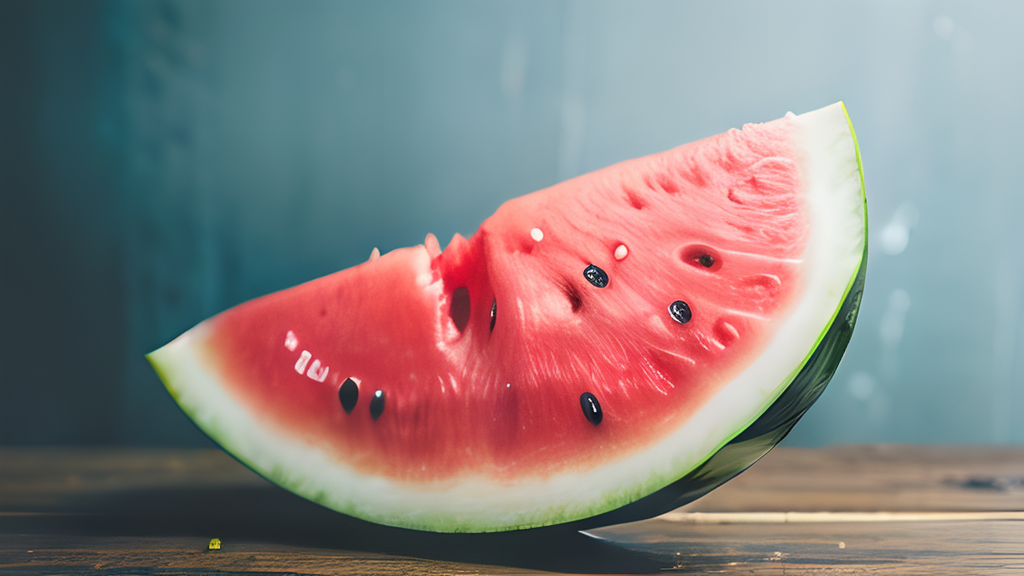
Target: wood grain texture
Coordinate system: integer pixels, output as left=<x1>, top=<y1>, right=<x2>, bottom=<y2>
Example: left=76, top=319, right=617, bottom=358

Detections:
left=687, top=444, right=1024, bottom=513
left=1, top=445, right=1022, bottom=574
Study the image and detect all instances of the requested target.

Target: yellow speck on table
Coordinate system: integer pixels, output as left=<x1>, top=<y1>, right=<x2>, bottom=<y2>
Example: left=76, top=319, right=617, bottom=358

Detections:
left=207, top=538, right=221, bottom=551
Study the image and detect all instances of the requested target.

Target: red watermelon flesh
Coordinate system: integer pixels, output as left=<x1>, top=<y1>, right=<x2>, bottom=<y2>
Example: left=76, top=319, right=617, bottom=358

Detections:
left=150, top=102, right=866, bottom=532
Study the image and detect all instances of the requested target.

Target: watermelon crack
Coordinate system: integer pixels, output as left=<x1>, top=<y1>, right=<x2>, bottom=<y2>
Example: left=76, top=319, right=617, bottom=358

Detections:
left=561, top=282, right=583, bottom=313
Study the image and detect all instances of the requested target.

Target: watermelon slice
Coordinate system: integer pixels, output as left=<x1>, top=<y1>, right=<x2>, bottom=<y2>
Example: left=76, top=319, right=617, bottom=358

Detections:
left=149, top=102, right=866, bottom=533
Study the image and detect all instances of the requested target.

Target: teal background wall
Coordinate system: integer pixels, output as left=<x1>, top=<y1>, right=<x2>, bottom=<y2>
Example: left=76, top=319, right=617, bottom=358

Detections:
left=3, top=0, right=1023, bottom=446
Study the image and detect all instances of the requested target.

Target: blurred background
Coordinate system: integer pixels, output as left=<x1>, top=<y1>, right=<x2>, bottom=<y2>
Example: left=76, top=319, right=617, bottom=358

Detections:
left=2, top=0, right=1022, bottom=447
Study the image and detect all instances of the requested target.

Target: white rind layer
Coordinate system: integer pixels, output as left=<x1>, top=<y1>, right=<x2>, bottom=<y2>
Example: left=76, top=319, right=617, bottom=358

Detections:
left=148, top=102, right=866, bottom=532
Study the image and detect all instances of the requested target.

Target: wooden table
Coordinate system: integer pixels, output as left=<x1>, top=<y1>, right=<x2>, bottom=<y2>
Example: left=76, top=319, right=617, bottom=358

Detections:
left=1, top=445, right=1022, bottom=574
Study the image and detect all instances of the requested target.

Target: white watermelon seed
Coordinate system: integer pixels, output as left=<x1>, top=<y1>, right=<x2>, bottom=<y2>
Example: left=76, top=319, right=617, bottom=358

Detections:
left=294, top=350, right=312, bottom=373
left=530, top=227, right=544, bottom=242
left=506, top=382, right=511, bottom=388
left=614, top=244, right=628, bottom=260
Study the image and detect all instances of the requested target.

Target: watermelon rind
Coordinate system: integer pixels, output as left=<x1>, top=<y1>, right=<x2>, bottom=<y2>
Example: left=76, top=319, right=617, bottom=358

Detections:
left=147, top=102, right=866, bottom=532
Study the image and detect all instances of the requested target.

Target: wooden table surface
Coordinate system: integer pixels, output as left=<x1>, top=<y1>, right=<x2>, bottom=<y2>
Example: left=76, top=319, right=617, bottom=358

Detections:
left=1, top=445, right=1022, bottom=574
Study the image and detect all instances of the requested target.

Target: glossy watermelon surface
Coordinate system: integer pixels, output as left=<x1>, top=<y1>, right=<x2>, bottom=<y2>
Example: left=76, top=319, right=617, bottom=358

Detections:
left=149, top=102, right=867, bottom=532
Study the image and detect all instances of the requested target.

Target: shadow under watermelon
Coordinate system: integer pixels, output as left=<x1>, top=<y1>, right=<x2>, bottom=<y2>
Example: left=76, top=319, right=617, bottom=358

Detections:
left=6, top=483, right=679, bottom=574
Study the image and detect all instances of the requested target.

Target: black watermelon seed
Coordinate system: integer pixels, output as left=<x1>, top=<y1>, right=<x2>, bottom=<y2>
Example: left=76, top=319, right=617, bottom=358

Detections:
left=370, top=390, right=385, bottom=420
left=668, top=300, right=693, bottom=324
left=338, top=378, right=359, bottom=414
left=580, top=392, right=603, bottom=425
left=583, top=264, right=609, bottom=288
left=698, top=253, right=715, bottom=268
left=489, top=298, right=497, bottom=333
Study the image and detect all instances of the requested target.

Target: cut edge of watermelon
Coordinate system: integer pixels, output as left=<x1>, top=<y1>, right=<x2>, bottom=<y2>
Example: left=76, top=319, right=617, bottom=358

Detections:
left=147, top=102, right=866, bottom=532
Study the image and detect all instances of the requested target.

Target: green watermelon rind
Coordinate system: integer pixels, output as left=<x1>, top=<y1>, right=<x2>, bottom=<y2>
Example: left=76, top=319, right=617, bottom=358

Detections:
left=148, top=102, right=867, bottom=533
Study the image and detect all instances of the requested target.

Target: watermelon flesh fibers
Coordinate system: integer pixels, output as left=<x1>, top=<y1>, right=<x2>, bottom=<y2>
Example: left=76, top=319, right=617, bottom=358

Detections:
left=149, top=102, right=867, bottom=532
